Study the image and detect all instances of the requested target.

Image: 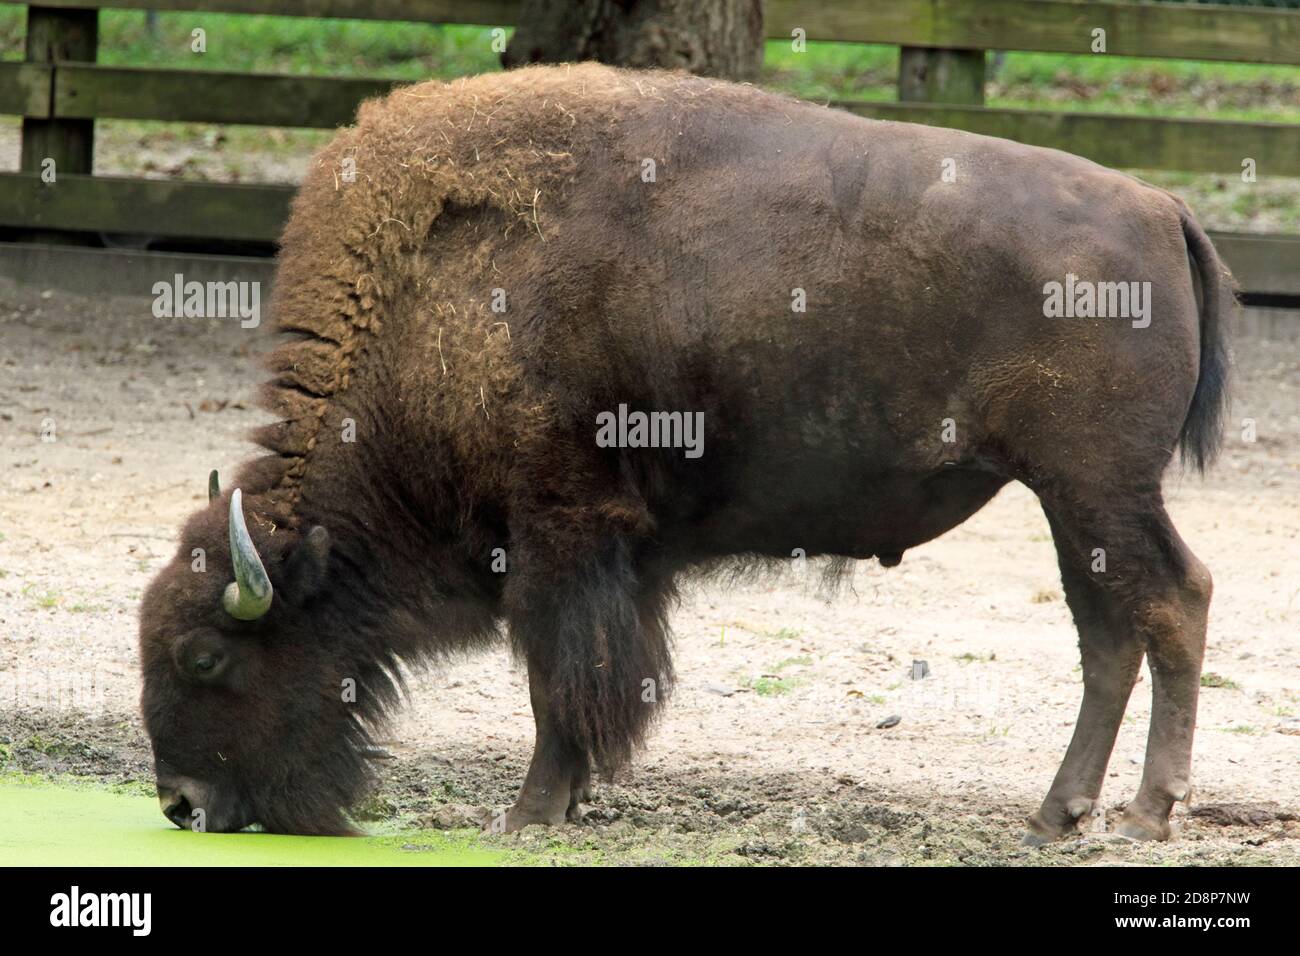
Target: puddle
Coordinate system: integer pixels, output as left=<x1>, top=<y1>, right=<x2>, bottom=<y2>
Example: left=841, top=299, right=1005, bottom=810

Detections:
left=0, top=778, right=502, bottom=866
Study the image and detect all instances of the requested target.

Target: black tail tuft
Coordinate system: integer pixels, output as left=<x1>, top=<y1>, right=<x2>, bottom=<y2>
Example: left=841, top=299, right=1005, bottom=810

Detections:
left=1178, top=209, right=1234, bottom=473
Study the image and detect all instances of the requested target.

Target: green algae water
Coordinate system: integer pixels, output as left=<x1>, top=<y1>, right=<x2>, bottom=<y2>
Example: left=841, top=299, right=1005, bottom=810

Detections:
left=0, top=779, right=502, bottom=866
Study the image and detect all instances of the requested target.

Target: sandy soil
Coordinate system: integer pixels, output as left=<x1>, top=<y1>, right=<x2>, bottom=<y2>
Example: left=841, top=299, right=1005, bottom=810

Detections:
left=1, top=282, right=1297, bottom=866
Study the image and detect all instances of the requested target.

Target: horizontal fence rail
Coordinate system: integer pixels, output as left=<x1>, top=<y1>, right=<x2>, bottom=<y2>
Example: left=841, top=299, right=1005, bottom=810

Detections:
left=26, top=0, right=1300, bottom=64
left=51, top=64, right=401, bottom=128
left=839, top=102, right=1300, bottom=176
left=1209, top=232, right=1300, bottom=298
left=5, top=60, right=1294, bottom=175
left=766, top=0, right=1300, bottom=65
left=3, top=61, right=1295, bottom=175
left=0, top=63, right=51, bottom=116
left=26, top=0, right=526, bottom=28
left=0, top=171, right=292, bottom=242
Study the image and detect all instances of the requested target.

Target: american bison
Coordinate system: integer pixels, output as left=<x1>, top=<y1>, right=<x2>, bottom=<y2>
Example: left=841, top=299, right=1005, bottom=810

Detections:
left=139, top=63, right=1231, bottom=841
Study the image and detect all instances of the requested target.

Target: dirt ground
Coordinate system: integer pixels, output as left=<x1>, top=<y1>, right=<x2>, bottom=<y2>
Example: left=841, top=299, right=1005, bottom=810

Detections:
left=1, top=281, right=1297, bottom=866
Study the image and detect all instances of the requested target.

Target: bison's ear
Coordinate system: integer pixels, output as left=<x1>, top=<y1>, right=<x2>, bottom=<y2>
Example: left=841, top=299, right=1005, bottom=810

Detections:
left=283, top=525, right=331, bottom=603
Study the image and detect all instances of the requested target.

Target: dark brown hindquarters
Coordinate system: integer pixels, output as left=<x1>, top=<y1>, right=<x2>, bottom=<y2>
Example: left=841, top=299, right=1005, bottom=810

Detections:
left=1024, top=206, right=1230, bottom=843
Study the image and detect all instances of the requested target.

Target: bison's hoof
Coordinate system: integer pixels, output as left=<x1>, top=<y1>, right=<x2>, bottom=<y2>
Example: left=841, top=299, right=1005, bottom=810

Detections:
left=1023, top=796, right=1096, bottom=845
left=1021, top=816, right=1072, bottom=846
left=1114, top=812, right=1172, bottom=842
left=1020, top=828, right=1058, bottom=848
left=486, top=804, right=566, bottom=834
left=491, top=778, right=592, bottom=832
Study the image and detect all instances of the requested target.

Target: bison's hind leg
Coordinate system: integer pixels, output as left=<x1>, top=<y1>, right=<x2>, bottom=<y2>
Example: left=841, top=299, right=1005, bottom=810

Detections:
left=498, top=529, right=674, bottom=832
left=1026, top=486, right=1211, bottom=844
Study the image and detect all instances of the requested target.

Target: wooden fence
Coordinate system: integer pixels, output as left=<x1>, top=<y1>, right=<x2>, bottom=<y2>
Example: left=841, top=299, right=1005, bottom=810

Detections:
left=1, top=0, right=1298, bottom=297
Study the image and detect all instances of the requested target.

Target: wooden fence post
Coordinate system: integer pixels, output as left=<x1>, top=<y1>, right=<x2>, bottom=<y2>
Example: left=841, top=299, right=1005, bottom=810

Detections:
left=898, top=47, right=985, bottom=105
left=21, top=6, right=98, bottom=177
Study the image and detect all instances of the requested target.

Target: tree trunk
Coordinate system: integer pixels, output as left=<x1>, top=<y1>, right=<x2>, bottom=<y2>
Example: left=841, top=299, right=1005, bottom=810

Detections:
left=503, top=0, right=764, bottom=82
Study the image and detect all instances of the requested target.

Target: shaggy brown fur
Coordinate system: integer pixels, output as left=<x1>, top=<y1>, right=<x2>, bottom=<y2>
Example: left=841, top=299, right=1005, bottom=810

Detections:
left=140, top=63, right=1231, bottom=839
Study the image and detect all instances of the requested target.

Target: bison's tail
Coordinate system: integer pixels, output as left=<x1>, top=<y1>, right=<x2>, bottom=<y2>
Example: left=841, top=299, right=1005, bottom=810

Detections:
left=1177, top=208, right=1234, bottom=473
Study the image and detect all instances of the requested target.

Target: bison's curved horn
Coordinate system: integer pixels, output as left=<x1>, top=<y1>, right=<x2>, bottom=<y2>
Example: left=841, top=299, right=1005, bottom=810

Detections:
left=222, top=488, right=273, bottom=621
left=208, top=470, right=221, bottom=503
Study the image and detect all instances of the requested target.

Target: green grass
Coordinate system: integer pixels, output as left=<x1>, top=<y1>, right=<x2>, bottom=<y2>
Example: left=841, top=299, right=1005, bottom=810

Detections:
left=0, top=7, right=503, bottom=78
left=20, top=583, right=60, bottom=610
left=742, top=654, right=814, bottom=696
left=1136, top=168, right=1299, bottom=232
left=773, top=655, right=813, bottom=670
left=764, top=42, right=1300, bottom=123
left=764, top=41, right=897, bottom=103
left=1201, top=672, right=1241, bottom=689
left=748, top=676, right=796, bottom=697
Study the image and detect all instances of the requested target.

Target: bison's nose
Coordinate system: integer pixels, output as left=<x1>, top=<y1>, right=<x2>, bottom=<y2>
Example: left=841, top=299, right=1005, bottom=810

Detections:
left=158, top=784, right=196, bottom=829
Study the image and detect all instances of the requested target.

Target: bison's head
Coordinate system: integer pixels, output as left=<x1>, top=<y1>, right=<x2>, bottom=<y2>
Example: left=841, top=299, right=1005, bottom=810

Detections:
left=138, top=472, right=374, bottom=834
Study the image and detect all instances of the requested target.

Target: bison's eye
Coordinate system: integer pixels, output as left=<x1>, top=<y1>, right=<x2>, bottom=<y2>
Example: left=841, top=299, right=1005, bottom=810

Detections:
left=174, top=631, right=233, bottom=684
left=187, top=647, right=229, bottom=683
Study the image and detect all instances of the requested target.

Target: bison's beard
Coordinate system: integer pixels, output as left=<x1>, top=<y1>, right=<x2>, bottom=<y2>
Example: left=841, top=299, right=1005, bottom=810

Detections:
left=245, top=718, right=380, bottom=836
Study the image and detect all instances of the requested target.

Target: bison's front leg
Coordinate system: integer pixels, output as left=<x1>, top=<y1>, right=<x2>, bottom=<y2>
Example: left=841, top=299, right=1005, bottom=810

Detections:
left=498, top=527, right=673, bottom=832
left=501, top=665, right=593, bottom=830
